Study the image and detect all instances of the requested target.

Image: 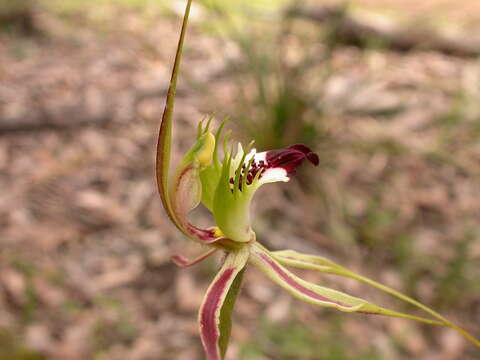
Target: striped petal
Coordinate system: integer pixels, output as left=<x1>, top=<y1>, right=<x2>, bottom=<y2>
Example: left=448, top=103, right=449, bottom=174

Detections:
left=199, top=247, right=249, bottom=360
left=250, top=244, right=442, bottom=325
left=269, top=247, right=480, bottom=347
left=172, top=248, right=218, bottom=267
left=269, top=248, right=342, bottom=274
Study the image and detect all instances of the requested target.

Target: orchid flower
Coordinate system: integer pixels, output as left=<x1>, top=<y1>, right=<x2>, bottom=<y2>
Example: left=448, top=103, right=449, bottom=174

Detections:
left=156, top=1, right=480, bottom=359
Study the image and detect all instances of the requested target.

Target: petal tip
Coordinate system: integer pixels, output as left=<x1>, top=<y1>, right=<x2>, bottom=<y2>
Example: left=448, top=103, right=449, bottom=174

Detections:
left=265, top=144, right=319, bottom=175
left=290, top=144, right=319, bottom=166
left=307, top=152, right=320, bottom=166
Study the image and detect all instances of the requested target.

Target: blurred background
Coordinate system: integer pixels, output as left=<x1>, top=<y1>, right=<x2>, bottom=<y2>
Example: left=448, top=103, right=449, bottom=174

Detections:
left=1, top=0, right=480, bottom=359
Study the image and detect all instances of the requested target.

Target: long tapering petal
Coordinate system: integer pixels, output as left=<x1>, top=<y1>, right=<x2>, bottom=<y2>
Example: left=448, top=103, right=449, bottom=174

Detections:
left=155, top=1, right=224, bottom=245
left=199, top=247, right=249, bottom=360
left=269, top=247, right=480, bottom=347
left=156, top=0, right=193, bottom=233
left=172, top=248, right=218, bottom=267
left=250, top=244, right=443, bottom=326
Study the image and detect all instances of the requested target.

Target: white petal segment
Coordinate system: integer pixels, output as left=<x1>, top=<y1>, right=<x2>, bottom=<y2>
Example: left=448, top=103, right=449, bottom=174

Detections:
left=245, top=145, right=319, bottom=188
left=258, top=167, right=289, bottom=184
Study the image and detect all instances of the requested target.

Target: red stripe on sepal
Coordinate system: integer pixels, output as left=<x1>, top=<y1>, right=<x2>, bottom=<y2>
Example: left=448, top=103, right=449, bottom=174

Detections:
left=198, top=248, right=248, bottom=360
left=257, top=251, right=352, bottom=308
left=200, top=268, right=235, bottom=360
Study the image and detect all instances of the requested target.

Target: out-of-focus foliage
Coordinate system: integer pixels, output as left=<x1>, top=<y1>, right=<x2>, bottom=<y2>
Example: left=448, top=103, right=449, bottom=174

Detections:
left=239, top=318, right=382, bottom=360
left=0, top=328, right=44, bottom=360
left=0, top=0, right=36, bottom=34
left=0, top=0, right=33, bottom=12
left=199, top=0, right=333, bottom=155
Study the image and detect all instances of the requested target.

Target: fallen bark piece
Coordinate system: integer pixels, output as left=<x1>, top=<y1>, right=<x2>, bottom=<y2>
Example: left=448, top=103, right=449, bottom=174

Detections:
left=287, top=5, right=480, bottom=58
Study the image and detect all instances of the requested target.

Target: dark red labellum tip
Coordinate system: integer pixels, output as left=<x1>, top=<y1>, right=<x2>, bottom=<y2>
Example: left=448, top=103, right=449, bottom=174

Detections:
left=265, top=144, right=319, bottom=174
left=289, top=144, right=320, bottom=166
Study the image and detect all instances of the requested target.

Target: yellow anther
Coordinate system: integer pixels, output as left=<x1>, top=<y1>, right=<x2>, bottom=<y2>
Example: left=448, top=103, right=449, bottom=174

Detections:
left=212, top=226, right=225, bottom=238
left=197, top=132, right=215, bottom=168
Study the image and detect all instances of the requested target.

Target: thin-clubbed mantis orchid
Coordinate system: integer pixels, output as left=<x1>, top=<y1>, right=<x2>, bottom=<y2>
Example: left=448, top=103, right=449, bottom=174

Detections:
left=156, top=1, right=480, bottom=359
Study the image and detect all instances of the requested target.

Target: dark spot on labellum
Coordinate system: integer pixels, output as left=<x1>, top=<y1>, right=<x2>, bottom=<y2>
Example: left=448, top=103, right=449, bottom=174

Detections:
left=229, top=144, right=318, bottom=191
